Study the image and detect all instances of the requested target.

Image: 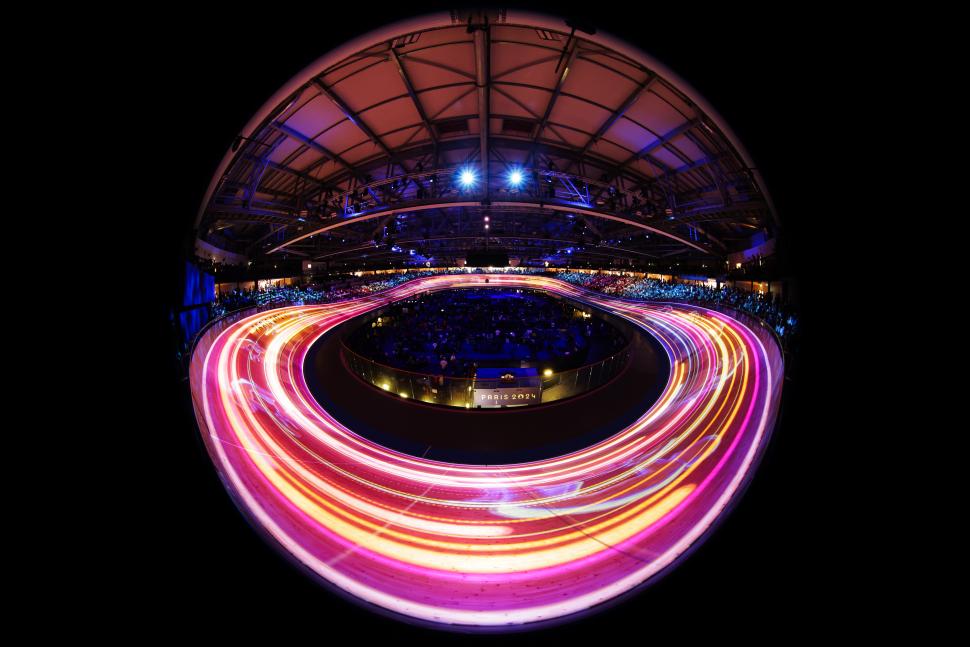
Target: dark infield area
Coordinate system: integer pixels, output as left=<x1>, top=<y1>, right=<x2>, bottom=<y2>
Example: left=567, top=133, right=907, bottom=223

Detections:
left=302, top=303, right=670, bottom=465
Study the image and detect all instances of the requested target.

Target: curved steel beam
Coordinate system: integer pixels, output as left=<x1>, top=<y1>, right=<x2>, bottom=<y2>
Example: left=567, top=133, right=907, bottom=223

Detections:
left=266, top=198, right=711, bottom=255
left=310, top=235, right=659, bottom=261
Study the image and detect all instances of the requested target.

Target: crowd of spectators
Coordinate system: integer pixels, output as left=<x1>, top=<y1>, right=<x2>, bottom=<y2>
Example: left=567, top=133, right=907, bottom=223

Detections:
left=206, top=266, right=797, bottom=345
left=208, top=267, right=550, bottom=318
left=554, top=272, right=639, bottom=295
left=346, top=288, right=627, bottom=376
left=208, top=272, right=437, bottom=317
left=556, top=272, right=798, bottom=341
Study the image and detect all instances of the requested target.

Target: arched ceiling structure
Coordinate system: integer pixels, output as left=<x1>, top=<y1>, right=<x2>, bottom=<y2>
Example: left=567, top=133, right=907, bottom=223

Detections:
left=197, top=10, right=777, bottom=269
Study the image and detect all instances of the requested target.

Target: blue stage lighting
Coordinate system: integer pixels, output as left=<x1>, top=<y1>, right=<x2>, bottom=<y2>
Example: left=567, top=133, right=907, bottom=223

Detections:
left=458, top=168, right=477, bottom=188
left=508, top=168, right=523, bottom=187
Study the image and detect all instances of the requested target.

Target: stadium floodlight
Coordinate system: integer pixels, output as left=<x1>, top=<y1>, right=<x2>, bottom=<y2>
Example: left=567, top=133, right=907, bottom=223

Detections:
left=458, top=167, right=477, bottom=188
left=507, top=168, right=524, bottom=188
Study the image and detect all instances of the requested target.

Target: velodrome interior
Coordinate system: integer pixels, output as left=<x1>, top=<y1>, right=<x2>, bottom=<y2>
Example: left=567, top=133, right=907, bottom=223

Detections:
left=174, top=10, right=798, bottom=633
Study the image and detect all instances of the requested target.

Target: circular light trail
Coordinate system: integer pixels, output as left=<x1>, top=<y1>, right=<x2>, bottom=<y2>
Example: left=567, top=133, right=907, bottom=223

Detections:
left=189, top=274, right=784, bottom=629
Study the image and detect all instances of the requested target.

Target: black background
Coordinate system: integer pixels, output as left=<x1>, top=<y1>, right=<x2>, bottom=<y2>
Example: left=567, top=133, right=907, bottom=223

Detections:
left=110, top=2, right=867, bottom=640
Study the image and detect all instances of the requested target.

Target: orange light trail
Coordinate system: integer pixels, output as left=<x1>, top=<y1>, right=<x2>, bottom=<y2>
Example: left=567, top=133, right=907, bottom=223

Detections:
left=189, top=273, right=783, bottom=629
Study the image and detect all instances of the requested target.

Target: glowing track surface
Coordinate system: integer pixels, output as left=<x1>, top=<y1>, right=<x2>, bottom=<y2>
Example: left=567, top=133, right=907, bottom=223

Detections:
left=189, top=274, right=783, bottom=629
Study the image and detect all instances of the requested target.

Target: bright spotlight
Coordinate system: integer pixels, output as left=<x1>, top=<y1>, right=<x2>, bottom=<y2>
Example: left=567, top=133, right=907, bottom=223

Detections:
left=458, top=168, right=477, bottom=188
left=543, top=368, right=553, bottom=377
left=508, top=169, right=523, bottom=187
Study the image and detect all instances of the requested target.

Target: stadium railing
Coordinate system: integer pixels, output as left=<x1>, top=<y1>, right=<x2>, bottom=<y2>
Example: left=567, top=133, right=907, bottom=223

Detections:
left=339, top=337, right=632, bottom=409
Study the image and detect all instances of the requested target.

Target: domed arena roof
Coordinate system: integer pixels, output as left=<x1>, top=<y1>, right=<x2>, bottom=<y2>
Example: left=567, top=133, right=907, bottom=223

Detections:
left=196, top=9, right=777, bottom=269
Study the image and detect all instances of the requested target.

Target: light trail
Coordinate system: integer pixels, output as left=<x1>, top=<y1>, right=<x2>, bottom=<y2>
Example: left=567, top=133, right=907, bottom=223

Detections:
left=189, top=273, right=784, bottom=629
